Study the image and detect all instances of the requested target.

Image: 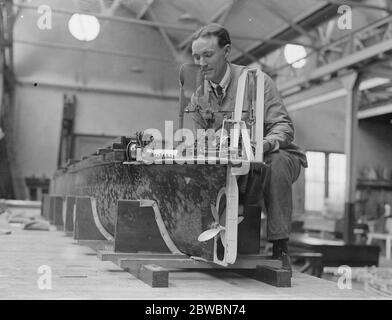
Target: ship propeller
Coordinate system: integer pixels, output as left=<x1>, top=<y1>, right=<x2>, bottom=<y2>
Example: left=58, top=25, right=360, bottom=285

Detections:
left=197, top=204, right=244, bottom=242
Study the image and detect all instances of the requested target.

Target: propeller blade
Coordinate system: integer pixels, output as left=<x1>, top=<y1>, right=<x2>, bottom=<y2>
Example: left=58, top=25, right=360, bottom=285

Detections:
left=211, top=204, right=219, bottom=222
left=198, top=227, right=221, bottom=242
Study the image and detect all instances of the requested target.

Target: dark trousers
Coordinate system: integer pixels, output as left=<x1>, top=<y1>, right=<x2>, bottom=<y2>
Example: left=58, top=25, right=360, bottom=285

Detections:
left=238, top=149, right=301, bottom=241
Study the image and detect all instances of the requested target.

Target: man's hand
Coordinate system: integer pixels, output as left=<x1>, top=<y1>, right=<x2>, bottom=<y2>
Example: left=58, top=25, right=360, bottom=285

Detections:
left=251, top=140, right=273, bottom=154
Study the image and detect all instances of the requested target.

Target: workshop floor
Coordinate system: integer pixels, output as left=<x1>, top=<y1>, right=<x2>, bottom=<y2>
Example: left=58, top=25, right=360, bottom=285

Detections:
left=0, top=208, right=382, bottom=300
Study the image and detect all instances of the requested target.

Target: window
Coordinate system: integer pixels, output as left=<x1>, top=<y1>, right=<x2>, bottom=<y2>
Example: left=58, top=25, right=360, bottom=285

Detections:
left=305, top=151, right=346, bottom=214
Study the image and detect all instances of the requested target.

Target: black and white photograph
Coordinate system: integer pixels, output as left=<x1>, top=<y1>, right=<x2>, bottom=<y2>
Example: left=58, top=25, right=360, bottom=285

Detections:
left=1, top=0, right=392, bottom=304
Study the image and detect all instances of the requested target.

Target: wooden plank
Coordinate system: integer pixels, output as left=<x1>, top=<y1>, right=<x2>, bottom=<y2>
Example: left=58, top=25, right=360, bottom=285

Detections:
left=119, top=256, right=281, bottom=270
left=254, top=265, right=291, bottom=287
left=98, top=251, right=187, bottom=262
left=104, top=149, right=126, bottom=162
left=74, top=197, right=109, bottom=241
left=114, top=200, right=170, bottom=253
left=132, top=264, right=169, bottom=288
left=77, top=240, right=114, bottom=251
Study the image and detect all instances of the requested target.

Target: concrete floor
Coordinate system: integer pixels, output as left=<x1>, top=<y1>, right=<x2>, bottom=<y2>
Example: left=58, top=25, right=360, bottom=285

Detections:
left=0, top=223, right=379, bottom=300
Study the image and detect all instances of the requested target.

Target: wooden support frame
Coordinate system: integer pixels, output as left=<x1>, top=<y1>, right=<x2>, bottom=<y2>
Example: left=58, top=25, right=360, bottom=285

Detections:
left=48, top=195, right=63, bottom=226
left=41, top=194, right=51, bottom=220
left=114, top=199, right=180, bottom=254
left=115, top=254, right=290, bottom=288
left=63, top=196, right=76, bottom=236
left=73, top=196, right=114, bottom=241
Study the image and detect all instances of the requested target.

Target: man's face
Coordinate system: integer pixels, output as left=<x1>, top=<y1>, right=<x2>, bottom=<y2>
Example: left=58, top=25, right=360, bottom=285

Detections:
left=191, top=36, right=230, bottom=83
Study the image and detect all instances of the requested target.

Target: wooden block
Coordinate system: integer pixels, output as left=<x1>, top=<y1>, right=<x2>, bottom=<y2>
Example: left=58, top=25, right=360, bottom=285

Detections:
left=54, top=197, right=64, bottom=228
left=64, top=196, right=76, bottom=233
left=78, top=240, right=114, bottom=251
left=105, top=150, right=125, bottom=162
left=41, top=194, right=51, bottom=219
left=98, top=251, right=186, bottom=262
left=74, top=197, right=109, bottom=241
left=134, top=264, right=169, bottom=288
left=114, top=200, right=170, bottom=253
left=97, top=148, right=111, bottom=155
left=49, top=195, right=63, bottom=225
left=254, top=265, right=291, bottom=287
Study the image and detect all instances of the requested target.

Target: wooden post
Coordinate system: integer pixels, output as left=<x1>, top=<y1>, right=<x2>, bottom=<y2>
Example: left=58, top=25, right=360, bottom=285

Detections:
left=340, top=72, right=361, bottom=245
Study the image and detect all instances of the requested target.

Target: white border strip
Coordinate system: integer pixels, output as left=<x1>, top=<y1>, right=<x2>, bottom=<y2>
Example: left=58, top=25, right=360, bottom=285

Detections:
left=91, top=198, right=114, bottom=241
left=142, top=200, right=181, bottom=254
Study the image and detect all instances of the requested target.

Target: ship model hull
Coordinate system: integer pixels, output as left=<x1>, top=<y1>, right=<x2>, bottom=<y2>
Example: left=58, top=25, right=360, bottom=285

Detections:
left=53, top=154, right=231, bottom=259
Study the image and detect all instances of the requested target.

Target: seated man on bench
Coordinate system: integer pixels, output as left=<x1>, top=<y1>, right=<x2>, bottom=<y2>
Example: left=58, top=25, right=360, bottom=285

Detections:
left=189, top=23, right=308, bottom=270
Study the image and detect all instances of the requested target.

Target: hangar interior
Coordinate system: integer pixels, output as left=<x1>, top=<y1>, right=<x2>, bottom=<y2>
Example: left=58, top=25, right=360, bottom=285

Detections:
left=1, top=0, right=392, bottom=299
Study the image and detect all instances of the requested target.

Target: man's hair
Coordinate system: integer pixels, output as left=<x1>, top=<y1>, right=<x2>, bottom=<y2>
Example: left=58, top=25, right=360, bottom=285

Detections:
left=191, top=23, right=231, bottom=48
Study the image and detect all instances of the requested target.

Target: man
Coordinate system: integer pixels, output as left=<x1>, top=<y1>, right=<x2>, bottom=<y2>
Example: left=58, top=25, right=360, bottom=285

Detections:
left=190, top=23, right=308, bottom=268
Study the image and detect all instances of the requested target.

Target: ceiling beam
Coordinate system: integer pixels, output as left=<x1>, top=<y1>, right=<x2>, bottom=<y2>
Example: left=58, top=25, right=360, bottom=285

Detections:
left=14, top=39, right=174, bottom=63
left=324, top=0, right=392, bottom=14
left=14, top=2, right=197, bottom=31
left=177, top=0, right=235, bottom=50
left=136, top=0, right=154, bottom=19
left=14, top=2, right=315, bottom=49
left=16, top=79, right=178, bottom=100
left=257, top=0, right=317, bottom=44
left=232, top=2, right=338, bottom=65
left=146, top=5, right=180, bottom=60
left=279, top=38, right=392, bottom=94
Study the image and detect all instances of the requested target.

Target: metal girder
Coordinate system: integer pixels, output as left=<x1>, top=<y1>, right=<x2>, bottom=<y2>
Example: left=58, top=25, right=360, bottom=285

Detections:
left=257, top=0, right=317, bottom=44
left=177, top=0, right=235, bottom=50
left=14, top=39, right=174, bottom=63
left=145, top=5, right=179, bottom=61
left=14, top=2, right=315, bottom=50
left=15, top=2, right=197, bottom=31
left=136, top=0, right=154, bottom=19
left=233, top=2, right=340, bottom=65
left=277, top=16, right=392, bottom=95
left=278, top=38, right=392, bottom=94
left=324, top=0, right=392, bottom=14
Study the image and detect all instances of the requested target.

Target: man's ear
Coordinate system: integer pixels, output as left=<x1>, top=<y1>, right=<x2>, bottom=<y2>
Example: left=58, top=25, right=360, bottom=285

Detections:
left=224, top=44, right=231, bottom=59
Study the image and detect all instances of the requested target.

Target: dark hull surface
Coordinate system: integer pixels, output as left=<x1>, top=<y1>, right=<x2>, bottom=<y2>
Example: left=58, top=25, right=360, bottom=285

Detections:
left=53, top=159, right=227, bottom=259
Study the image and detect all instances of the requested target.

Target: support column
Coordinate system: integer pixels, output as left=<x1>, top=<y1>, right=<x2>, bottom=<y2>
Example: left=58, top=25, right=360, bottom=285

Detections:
left=340, top=72, right=361, bottom=244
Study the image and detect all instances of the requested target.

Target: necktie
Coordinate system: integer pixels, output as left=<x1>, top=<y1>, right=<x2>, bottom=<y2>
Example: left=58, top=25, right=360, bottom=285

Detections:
left=215, top=85, right=223, bottom=99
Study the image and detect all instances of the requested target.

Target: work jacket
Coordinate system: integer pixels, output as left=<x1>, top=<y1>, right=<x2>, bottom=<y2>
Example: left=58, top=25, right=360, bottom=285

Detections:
left=190, top=63, right=308, bottom=168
